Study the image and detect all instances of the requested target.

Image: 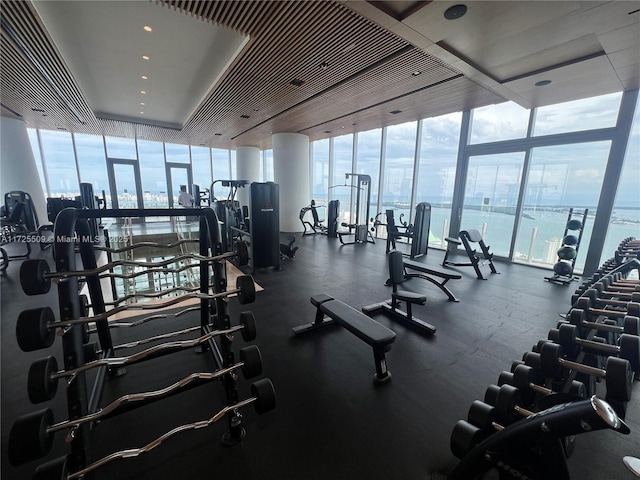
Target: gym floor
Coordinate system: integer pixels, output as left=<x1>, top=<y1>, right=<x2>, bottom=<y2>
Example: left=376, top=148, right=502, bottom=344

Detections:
left=1, top=234, right=638, bottom=480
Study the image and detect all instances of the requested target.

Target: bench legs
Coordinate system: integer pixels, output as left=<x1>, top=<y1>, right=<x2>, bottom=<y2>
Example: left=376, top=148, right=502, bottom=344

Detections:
left=372, top=345, right=392, bottom=384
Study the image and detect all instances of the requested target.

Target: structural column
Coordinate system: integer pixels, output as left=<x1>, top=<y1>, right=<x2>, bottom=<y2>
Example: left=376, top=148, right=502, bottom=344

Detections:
left=235, top=146, right=261, bottom=208
left=272, top=133, right=310, bottom=232
left=0, top=117, right=48, bottom=223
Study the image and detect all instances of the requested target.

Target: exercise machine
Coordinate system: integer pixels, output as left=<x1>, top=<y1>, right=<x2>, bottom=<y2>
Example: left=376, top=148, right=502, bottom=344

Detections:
left=192, top=184, right=210, bottom=207
left=210, top=179, right=249, bottom=252
left=443, top=229, right=499, bottom=280
left=335, top=173, right=375, bottom=245
left=385, top=202, right=431, bottom=259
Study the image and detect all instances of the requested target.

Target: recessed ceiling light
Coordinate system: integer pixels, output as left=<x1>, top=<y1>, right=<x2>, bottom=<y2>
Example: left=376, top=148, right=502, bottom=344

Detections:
left=319, top=62, right=328, bottom=70
left=142, top=55, right=150, bottom=60
left=140, top=90, right=146, bottom=94
left=535, top=80, right=552, bottom=86
left=444, top=4, right=467, bottom=20
left=140, top=102, right=145, bottom=106
left=143, top=25, right=152, bottom=32
left=140, top=111, right=144, bottom=114
left=141, top=75, right=148, bottom=80
left=412, top=71, right=422, bottom=76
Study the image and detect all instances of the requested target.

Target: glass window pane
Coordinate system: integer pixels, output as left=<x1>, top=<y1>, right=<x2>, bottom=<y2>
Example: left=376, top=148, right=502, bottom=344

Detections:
left=311, top=139, right=329, bottom=206
left=191, top=146, right=212, bottom=196
left=74, top=133, right=110, bottom=206
left=332, top=134, right=354, bottom=224
left=381, top=122, right=417, bottom=234
left=105, top=136, right=137, bottom=159
left=533, top=92, right=623, bottom=137
left=165, top=143, right=190, bottom=163
left=264, top=149, right=274, bottom=182
left=230, top=150, right=237, bottom=179
left=137, top=140, right=168, bottom=208
left=39, top=130, right=80, bottom=197
left=462, top=151, right=526, bottom=257
left=601, top=98, right=640, bottom=265
left=212, top=149, right=230, bottom=198
left=112, top=163, right=138, bottom=208
left=470, top=102, right=530, bottom=144
left=356, top=129, right=381, bottom=227
left=27, top=128, right=48, bottom=196
left=416, top=112, right=462, bottom=248
left=513, top=141, right=611, bottom=273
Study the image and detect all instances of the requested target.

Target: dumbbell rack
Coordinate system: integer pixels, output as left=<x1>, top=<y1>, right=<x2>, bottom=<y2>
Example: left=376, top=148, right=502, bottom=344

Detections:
left=9, top=207, right=274, bottom=479
left=545, top=208, right=588, bottom=285
left=440, top=249, right=638, bottom=479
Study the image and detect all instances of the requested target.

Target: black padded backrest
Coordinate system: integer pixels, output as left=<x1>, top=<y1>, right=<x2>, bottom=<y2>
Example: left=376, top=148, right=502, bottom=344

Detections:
left=4, top=201, right=25, bottom=223
left=386, top=210, right=399, bottom=234
left=311, top=206, right=320, bottom=224
left=388, top=251, right=405, bottom=290
left=462, top=229, right=482, bottom=243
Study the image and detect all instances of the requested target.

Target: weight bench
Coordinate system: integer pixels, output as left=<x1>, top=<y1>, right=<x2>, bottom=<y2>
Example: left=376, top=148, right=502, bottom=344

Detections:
left=292, top=294, right=396, bottom=384
left=363, top=251, right=437, bottom=337
left=389, top=258, right=461, bottom=302
left=442, top=229, right=499, bottom=280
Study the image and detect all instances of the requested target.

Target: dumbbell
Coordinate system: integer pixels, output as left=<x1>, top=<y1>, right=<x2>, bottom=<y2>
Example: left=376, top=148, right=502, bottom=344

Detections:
left=599, top=276, right=640, bottom=293
left=549, top=322, right=640, bottom=372
left=583, top=288, right=640, bottom=309
left=592, top=282, right=640, bottom=298
left=574, top=295, right=640, bottom=319
left=564, top=308, right=640, bottom=338
left=498, top=364, right=586, bottom=407
left=15, top=277, right=256, bottom=352
left=539, top=341, right=633, bottom=403
left=11, top=376, right=275, bottom=474
left=26, top=314, right=257, bottom=404
left=19, top=240, right=250, bottom=295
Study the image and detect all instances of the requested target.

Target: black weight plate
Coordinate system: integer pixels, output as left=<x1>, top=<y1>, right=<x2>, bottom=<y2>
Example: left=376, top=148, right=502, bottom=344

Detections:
left=8, top=408, right=54, bottom=466
left=236, top=275, right=256, bottom=305
left=239, top=345, right=263, bottom=379
left=28, top=356, right=59, bottom=404
left=16, top=307, right=55, bottom=352
left=20, top=259, right=51, bottom=296
left=251, top=377, right=276, bottom=414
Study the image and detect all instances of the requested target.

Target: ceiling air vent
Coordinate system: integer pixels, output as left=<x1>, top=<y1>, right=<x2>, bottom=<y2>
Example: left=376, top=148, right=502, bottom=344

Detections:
left=290, top=78, right=305, bottom=87
left=240, top=114, right=250, bottom=119
left=390, top=110, right=402, bottom=115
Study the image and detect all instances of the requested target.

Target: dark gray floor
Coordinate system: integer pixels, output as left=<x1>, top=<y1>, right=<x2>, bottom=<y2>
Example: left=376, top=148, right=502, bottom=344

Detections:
left=1, top=234, right=638, bottom=480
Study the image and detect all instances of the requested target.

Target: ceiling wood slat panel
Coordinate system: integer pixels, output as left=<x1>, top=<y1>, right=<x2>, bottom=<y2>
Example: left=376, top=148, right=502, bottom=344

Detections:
left=15, top=0, right=620, bottom=150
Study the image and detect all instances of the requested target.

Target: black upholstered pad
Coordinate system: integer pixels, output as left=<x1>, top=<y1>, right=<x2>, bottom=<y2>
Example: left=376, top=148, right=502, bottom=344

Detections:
left=320, top=300, right=396, bottom=346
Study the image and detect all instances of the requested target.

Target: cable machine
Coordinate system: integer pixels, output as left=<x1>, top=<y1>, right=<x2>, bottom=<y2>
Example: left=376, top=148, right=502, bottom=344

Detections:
left=335, top=173, right=375, bottom=245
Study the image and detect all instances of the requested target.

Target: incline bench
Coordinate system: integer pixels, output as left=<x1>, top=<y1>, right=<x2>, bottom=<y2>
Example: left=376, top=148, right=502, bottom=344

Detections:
left=390, top=258, right=462, bottom=302
left=292, top=294, right=396, bottom=384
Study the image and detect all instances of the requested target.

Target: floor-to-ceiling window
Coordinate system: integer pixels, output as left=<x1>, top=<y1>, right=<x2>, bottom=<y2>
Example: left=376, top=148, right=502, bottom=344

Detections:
left=311, top=139, right=329, bottom=206
left=416, top=112, right=462, bottom=247
left=26, top=129, right=48, bottom=196
left=382, top=122, right=417, bottom=228
left=191, top=146, right=212, bottom=205
left=137, top=140, right=168, bottom=209
left=462, top=151, right=526, bottom=258
left=39, top=130, right=80, bottom=198
left=356, top=128, right=382, bottom=227
left=74, top=133, right=110, bottom=206
left=331, top=134, right=354, bottom=224
left=514, top=142, right=611, bottom=271
left=211, top=148, right=231, bottom=200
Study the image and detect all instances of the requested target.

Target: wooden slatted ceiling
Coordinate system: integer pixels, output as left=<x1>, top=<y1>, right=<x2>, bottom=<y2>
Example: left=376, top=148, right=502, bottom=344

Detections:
left=0, top=0, right=505, bottom=150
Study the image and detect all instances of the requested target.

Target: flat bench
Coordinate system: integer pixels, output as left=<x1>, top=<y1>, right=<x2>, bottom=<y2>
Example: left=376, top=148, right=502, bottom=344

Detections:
left=394, top=259, right=462, bottom=302
left=292, top=294, right=396, bottom=384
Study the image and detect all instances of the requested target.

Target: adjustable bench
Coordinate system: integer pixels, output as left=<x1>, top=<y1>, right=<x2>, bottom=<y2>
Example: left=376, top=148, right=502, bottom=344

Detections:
left=392, top=259, right=462, bottom=302
left=292, top=294, right=396, bottom=384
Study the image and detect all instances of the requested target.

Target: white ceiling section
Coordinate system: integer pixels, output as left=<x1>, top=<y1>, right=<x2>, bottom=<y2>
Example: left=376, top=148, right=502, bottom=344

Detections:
left=1, top=1, right=638, bottom=149
left=31, top=0, right=249, bottom=129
